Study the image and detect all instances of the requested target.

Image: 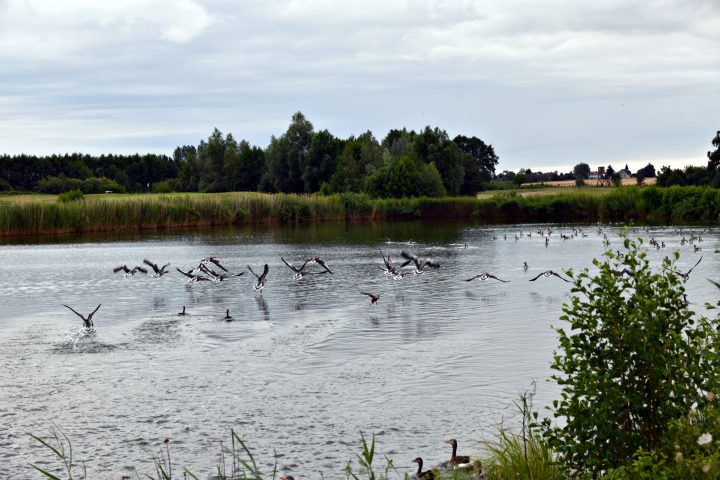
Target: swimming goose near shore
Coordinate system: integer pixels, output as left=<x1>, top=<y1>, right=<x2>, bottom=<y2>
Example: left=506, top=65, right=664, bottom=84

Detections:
left=176, top=267, right=210, bottom=283
left=113, top=265, right=148, bottom=277
left=248, top=264, right=269, bottom=292
left=412, top=457, right=434, bottom=479
left=401, top=250, right=440, bottom=274
left=529, top=270, right=571, bottom=282
left=63, top=303, right=101, bottom=330
left=465, top=272, right=509, bottom=283
left=360, top=291, right=383, bottom=305
left=143, top=259, right=170, bottom=277
left=444, top=439, right=470, bottom=467
left=665, top=256, right=702, bottom=281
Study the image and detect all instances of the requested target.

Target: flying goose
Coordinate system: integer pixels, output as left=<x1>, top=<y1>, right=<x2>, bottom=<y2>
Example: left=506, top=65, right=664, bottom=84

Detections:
left=248, top=264, right=269, bottom=292
left=529, top=270, right=570, bottom=282
left=465, top=273, right=509, bottom=283
left=401, top=250, right=440, bottom=274
left=411, top=457, right=434, bottom=479
left=380, top=252, right=412, bottom=276
left=63, top=303, right=101, bottom=330
left=199, top=263, right=243, bottom=282
left=143, top=259, right=170, bottom=277
left=201, top=256, right=228, bottom=272
left=176, top=267, right=210, bottom=283
left=113, top=265, right=148, bottom=277
left=665, top=256, right=702, bottom=281
left=281, top=257, right=312, bottom=280
left=306, top=256, right=333, bottom=274
left=360, top=291, right=383, bottom=305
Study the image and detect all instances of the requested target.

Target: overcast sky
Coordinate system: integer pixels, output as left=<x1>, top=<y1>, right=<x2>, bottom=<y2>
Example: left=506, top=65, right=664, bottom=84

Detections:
left=1, top=0, right=718, bottom=172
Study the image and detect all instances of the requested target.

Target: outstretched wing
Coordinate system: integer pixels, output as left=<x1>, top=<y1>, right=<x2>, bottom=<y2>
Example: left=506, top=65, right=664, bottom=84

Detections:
left=209, top=257, right=228, bottom=272
left=87, top=304, right=102, bottom=320
left=486, top=274, right=509, bottom=283
left=686, top=256, right=703, bottom=275
left=400, top=250, right=418, bottom=266
left=143, top=259, right=158, bottom=272
left=259, top=264, right=269, bottom=283
left=135, top=266, right=148, bottom=274
left=176, top=268, right=194, bottom=279
left=465, top=275, right=481, bottom=282
left=247, top=265, right=259, bottom=279
left=160, top=263, right=171, bottom=272
left=113, top=265, right=128, bottom=273
left=529, top=272, right=545, bottom=282
left=314, top=258, right=333, bottom=274
left=551, top=271, right=571, bottom=282
left=62, top=304, right=84, bottom=320
left=281, top=256, right=300, bottom=273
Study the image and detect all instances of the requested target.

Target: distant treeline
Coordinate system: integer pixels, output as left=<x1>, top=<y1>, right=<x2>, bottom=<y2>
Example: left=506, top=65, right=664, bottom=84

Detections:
left=0, top=112, right=499, bottom=198
left=1, top=186, right=719, bottom=237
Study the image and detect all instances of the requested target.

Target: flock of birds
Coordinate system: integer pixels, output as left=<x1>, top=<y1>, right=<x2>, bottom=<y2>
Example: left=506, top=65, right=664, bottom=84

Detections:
left=61, top=225, right=709, bottom=332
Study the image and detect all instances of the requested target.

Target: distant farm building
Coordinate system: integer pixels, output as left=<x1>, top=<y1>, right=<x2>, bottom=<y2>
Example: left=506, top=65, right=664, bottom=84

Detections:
left=588, top=166, right=605, bottom=180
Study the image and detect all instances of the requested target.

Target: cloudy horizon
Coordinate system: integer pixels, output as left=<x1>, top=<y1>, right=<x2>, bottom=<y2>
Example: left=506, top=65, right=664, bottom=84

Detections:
left=1, top=0, right=718, bottom=173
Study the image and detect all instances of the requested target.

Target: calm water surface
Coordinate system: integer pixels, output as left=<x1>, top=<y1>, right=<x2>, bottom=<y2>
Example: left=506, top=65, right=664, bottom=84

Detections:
left=1, top=222, right=717, bottom=478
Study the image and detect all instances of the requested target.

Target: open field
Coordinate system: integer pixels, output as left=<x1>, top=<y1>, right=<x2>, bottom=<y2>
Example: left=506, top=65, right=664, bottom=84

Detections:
left=522, top=177, right=656, bottom=188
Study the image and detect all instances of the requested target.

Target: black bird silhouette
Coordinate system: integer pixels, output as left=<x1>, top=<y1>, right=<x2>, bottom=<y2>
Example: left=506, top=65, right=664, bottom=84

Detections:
left=379, top=251, right=412, bottom=276
left=177, top=306, right=186, bottom=316
left=63, top=304, right=101, bottom=329
left=113, top=265, right=148, bottom=277
left=360, top=291, right=383, bottom=305
left=199, top=263, right=243, bottom=282
left=224, top=309, right=233, bottom=321
left=411, top=457, right=434, bottom=479
left=465, top=272, right=509, bottom=283
left=665, top=256, right=702, bottom=281
left=248, top=264, right=269, bottom=292
left=529, top=270, right=570, bottom=282
left=176, top=267, right=210, bottom=283
left=401, top=250, right=440, bottom=274
left=143, top=259, right=170, bottom=277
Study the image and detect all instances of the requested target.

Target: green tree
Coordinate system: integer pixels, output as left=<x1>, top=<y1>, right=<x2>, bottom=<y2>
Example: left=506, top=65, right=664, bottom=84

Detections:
left=301, top=130, right=344, bottom=193
left=225, top=140, right=265, bottom=191
left=708, top=130, right=720, bottom=171
left=412, top=127, right=465, bottom=195
left=197, top=128, right=232, bottom=192
left=573, top=162, right=590, bottom=180
left=611, top=172, right=622, bottom=187
left=605, top=165, right=615, bottom=178
left=454, top=135, right=499, bottom=195
left=264, top=112, right=314, bottom=193
left=636, top=163, right=656, bottom=178
left=544, top=238, right=720, bottom=477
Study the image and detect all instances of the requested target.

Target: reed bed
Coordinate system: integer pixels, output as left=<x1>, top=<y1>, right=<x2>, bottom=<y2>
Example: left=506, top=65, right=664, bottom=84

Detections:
left=1, top=187, right=718, bottom=237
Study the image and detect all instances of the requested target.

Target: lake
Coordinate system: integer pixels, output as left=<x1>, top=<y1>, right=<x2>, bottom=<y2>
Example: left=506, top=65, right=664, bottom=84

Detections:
left=0, top=222, right=716, bottom=478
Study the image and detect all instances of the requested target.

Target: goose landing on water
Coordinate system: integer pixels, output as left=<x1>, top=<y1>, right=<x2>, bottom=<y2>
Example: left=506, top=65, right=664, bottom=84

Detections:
left=176, top=267, right=210, bottom=283
left=143, top=259, right=170, bottom=277
left=248, top=264, right=269, bottom=293
left=401, top=250, right=440, bottom=274
left=113, top=265, right=148, bottom=277
left=63, top=304, right=101, bottom=330
left=360, top=291, right=383, bottom=305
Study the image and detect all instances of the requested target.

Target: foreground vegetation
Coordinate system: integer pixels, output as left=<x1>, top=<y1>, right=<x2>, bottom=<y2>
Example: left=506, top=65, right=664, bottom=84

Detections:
left=28, top=244, right=720, bottom=479
left=1, top=185, right=719, bottom=237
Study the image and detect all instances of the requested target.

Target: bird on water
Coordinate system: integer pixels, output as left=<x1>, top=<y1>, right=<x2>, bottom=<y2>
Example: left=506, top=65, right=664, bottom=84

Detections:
left=177, top=306, right=186, bottom=316
left=412, top=457, right=434, bottom=479
left=444, top=438, right=470, bottom=466
left=63, top=304, right=101, bottom=330
left=224, top=309, right=233, bottom=321
left=113, top=265, right=148, bottom=277
left=360, top=291, right=383, bottom=305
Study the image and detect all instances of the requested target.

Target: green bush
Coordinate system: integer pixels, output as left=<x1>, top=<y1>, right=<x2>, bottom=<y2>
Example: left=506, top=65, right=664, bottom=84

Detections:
left=57, top=189, right=84, bottom=203
left=543, top=237, right=720, bottom=477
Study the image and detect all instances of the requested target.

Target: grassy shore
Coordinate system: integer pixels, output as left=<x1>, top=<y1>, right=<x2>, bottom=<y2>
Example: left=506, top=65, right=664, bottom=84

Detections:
left=0, top=186, right=718, bottom=237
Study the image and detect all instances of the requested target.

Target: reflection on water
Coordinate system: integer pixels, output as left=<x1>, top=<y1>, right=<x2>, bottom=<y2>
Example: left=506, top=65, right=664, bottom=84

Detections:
left=0, top=222, right=717, bottom=477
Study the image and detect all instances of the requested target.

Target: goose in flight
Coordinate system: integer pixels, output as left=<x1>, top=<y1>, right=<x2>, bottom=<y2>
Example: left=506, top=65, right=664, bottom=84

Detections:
left=176, top=267, right=210, bottom=283
left=401, top=250, right=440, bottom=274
left=465, top=272, right=509, bottom=283
left=199, top=263, right=243, bottom=283
left=665, top=256, right=702, bottom=281
left=281, top=257, right=312, bottom=280
left=113, top=265, right=148, bottom=277
left=63, top=303, right=101, bottom=330
left=529, top=270, right=570, bottom=282
left=201, top=256, right=228, bottom=272
left=379, top=251, right=411, bottom=276
left=248, top=264, right=269, bottom=292
left=306, top=256, right=333, bottom=274
left=360, top=291, right=383, bottom=305
left=143, top=259, right=170, bottom=277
